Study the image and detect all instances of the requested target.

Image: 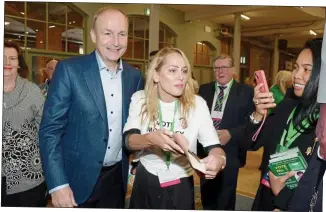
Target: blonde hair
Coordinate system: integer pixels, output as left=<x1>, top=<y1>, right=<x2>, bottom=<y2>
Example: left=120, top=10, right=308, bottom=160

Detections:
left=141, top=47, right=196, bottom=125
left=92, top=7, right=128, bottom=29
left=212, top=54, right=235, bottom=67
left=274, top=70, right=292, bottom=94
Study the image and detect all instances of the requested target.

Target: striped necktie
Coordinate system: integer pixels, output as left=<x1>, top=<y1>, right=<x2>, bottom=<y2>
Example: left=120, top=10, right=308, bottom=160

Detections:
left=214, top=86, right=227, bottom=111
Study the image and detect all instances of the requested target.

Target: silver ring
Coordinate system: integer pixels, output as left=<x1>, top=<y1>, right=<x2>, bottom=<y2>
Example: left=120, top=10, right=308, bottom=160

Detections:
left=253, top=99, right=259, bottom=105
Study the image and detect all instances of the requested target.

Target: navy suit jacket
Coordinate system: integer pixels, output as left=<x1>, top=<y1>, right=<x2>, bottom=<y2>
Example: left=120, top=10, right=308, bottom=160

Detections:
left=39, top=51, right=144, bottom=204
left=197, top=80, right=254, bottom=168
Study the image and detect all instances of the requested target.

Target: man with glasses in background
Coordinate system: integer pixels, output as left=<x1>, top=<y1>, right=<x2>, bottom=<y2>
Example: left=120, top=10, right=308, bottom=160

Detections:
left=197, top=54, right=254, bottom=210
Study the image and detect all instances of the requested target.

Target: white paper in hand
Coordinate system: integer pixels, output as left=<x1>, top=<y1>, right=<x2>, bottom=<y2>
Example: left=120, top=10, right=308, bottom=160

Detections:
left=172, top=133, right=206, bottom=173
left=186, top=150, right=206, bottom=173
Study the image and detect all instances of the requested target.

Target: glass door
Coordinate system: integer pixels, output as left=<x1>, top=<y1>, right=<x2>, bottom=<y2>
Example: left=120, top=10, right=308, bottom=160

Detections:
left=24, top=50, right=77, bottom=85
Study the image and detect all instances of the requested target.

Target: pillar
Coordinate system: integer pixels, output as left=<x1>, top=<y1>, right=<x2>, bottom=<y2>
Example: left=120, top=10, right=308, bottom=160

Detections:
left=233, top=13, right=241, bottom=81
left=149, top=4, right=160, bottom=56
left=272, top=35, right=280, bottom=84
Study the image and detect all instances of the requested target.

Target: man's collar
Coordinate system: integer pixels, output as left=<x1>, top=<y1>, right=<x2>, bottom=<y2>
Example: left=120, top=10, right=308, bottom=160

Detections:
left=95, top=50, right=123, bottom=72
left=216, top=78, right=234, bottom=88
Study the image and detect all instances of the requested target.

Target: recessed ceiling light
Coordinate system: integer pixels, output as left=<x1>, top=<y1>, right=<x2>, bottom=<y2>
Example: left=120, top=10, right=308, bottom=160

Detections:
left=309, top=30, right=317, bottom=36
left=49, top=25, right=55, bottom=28
left=26, top=32, right=29, bottom=34
left=69, top=22, right=71, bottom=24
left=73, top=21, right=75, bottom=23
left=35, top=29, right=39, bottom=32
left=241, top=14, right=250, bottom=20
left=40, top=41, right=43, bottom=44
left=20, top=12, right=25, bottom=15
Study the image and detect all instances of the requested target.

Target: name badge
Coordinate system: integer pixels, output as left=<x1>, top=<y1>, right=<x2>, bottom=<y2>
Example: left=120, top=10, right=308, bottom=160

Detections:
left=157, top=169, right=181, bottom=188
left=261, top=171, right=271, bottom=188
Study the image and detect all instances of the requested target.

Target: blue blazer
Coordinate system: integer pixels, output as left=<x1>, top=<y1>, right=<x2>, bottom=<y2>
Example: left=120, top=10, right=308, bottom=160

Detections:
left=39, top=51, right=144, bottom=204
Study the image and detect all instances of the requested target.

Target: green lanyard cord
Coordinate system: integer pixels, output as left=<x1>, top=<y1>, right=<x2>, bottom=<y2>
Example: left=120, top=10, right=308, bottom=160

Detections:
left=279, top=107, right=319, bottom=149
left=158, top=100, right=179, bottom=169
left=214, top=79, right=234, bottom=109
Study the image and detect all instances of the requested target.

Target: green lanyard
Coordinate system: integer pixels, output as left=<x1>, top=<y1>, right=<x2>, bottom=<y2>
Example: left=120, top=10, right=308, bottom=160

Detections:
left=158, top=100, right=179, bottom=169
left=214, top=79, right=234, bottom=109
left=279, top=107, right=319, bottom=150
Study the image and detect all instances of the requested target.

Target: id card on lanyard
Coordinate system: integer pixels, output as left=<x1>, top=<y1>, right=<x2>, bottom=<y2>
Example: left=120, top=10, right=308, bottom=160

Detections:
left=157, top=101, right=181, bottom=188
left=211, top=80, right=233, bottom=122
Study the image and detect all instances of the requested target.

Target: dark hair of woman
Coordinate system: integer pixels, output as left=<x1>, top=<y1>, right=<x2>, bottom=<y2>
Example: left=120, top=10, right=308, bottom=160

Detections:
left=293, top=38, right=323, bottom=131
left=4, top=40, right=29, bottom=78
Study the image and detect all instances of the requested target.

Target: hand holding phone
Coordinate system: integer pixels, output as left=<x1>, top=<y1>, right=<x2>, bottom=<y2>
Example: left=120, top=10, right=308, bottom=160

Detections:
left=254, top=70, right=269, bottom=93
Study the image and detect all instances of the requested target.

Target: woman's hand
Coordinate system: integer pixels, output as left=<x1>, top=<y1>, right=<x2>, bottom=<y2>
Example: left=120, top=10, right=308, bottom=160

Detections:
left=145, top=129, right=184, bottom=154
left=201, top=148, right=226, bottom=179
left=252, top=83, right=276, bottom=121
left=269, top=171, right=296, bottom=196
left=172, top=133, right=189, bottom=154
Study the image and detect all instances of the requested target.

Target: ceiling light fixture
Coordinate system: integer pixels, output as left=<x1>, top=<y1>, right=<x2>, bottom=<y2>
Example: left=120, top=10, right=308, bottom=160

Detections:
left=69, top=22, right=71, bottom=24
left=241, top=14, right=250, bottom=20
left=35, top=29, right=39, bottom=32
left=5, top=22, right=10, bottom=26
left=20, top=12, right=25, bottom=15
left=309, top=30, right=317, bottom=36
left=49, top=25, right=55, bottom=28
left=73, top=21, right=75, bottom=23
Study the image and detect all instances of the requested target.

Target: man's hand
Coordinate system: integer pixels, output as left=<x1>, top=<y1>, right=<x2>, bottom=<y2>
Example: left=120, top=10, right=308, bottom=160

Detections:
left=201, top=148, right=226, bottom=179
left=269, top=171, right=295, bottom=196
left=51, top=186, right=78, bottom=208
left=216, top=129, right=231, bottom=145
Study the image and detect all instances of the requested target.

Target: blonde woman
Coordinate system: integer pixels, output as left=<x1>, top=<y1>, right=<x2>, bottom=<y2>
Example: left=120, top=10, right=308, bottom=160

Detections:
left=269, top=70, right=292, bottom=114
left=123, top=47, right=226, bottom=209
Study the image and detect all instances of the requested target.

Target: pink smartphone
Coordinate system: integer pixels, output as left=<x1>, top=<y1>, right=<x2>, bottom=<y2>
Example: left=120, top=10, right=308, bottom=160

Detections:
left=254, top=70, right=269, bottom=93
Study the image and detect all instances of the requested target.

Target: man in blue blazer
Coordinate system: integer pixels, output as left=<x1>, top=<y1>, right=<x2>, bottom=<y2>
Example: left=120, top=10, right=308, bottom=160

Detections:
left=39, top=7, right=144, bottom=208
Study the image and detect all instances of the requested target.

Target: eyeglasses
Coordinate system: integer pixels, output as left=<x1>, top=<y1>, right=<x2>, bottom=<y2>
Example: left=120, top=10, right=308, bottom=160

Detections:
left=213, top=66, right=233, bottom=71
left=213, top=66, right=233, bottom=72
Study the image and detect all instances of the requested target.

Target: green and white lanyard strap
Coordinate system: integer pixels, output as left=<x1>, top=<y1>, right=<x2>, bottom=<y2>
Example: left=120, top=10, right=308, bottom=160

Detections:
left=279, top=107, right=319, bottom=150
left=158, top=101, right=179, bottom=169
left=214, top=79, right=234, bottom=110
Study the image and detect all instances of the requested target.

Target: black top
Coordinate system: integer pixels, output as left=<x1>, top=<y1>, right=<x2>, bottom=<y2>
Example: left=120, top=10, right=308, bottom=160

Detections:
left=242, top=95, right=318, bottom=211
left=289, top=152, right=324, bottom=212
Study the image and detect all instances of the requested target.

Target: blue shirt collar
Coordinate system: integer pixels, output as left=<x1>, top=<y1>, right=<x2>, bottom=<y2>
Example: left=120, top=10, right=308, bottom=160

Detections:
left=95, top=50, right=123, bottom=73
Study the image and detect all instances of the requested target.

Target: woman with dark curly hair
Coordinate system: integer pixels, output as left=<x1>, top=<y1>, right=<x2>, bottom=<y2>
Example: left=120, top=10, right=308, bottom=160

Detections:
left=2, top=40, right=46, bottom=207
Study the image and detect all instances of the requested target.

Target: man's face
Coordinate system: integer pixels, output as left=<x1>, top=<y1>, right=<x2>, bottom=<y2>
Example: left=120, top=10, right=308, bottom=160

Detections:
left=45, top=60, right=58, bottom=80
left=90, top=10, right=128, bottom=66
left=213, top=58, right=235, bottom=85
